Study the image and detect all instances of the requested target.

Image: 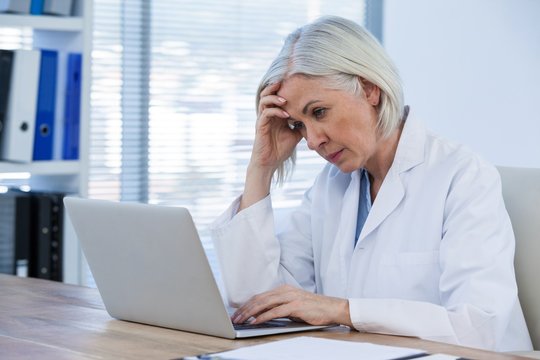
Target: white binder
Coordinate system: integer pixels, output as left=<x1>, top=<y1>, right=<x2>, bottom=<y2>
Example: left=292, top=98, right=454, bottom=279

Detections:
left=43, top=0, right=72, bottom=16
left=0, top=0, right=31, bottom=14
left=0, top=49, right=40, bottom=163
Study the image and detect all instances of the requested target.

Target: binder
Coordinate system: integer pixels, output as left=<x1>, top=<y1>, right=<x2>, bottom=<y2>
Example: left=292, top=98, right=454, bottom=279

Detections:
left=0, top=49, right=41, bottom=163
left=0, top=191, right=17, bottom=274
left=62, top=52, right=81, bottom=160
left=14, top=195, right=34, bottom=277
left=32, top=193, right=64, bottom=281
left=43, top=0, right=72, bottom=16
left=52, top=51, right=67, bottom=159
left=0, top=190, right=33, bottom=276
left=30, top=0, right=43, bottom=15
left=0, top=0, right=31, bottom=14
left=0, top=50, right=14, bottom=147
left=33, top=50, right=58, bottom=161
left=0, top=190, right=64, bottom=280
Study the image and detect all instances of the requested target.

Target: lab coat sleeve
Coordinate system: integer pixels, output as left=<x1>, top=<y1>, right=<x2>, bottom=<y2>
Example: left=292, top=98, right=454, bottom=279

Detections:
left=211, top=191, right=315, bottom=307
left=349, top=162, right=519, bottom=350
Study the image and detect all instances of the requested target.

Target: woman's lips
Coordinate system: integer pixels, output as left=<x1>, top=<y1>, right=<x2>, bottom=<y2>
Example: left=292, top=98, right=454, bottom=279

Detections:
left=327, top=149, right=343, bottom=163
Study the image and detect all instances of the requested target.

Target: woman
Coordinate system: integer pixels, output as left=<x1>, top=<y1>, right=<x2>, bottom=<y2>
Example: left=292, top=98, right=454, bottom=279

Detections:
left=211, top=16, right=532, bottom=351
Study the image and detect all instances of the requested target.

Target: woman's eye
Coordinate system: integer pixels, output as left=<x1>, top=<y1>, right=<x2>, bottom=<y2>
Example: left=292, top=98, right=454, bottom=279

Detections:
left=288, top=120, right=304, bottom=130
left=313, top=108, right=326, bottom=119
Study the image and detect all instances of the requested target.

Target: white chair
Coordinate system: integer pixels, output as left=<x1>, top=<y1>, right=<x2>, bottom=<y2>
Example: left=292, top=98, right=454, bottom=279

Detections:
left=498, top=166, right=540, bottom=358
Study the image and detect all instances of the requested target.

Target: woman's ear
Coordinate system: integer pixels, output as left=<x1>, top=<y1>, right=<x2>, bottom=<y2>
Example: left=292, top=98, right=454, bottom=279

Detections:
left=360, top=78, right=381, bottom=106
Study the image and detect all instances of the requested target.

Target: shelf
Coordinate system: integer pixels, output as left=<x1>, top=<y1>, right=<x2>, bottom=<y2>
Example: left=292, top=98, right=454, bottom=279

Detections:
left=0, top=14, right=83, bottom=32
left=1, top=0, right=90, bottom=285
left=0, top=161, right=80, bottom=176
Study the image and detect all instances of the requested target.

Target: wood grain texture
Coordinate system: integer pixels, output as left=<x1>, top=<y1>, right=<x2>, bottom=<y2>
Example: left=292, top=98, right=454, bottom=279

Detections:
left=0, top=274, right=530, bottom=359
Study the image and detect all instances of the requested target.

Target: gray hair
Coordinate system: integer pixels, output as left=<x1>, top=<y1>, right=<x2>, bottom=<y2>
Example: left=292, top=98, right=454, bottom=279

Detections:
left=256, top=15, right=404, bottom=183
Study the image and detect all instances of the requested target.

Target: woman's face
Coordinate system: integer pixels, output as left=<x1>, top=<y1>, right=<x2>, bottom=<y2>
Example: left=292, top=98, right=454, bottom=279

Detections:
left=276, top=75, right=381, bottom=173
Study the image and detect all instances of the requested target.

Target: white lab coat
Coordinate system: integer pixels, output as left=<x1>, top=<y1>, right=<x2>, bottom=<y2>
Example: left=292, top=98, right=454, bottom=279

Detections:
left=211, top=115, right=533, bottom=351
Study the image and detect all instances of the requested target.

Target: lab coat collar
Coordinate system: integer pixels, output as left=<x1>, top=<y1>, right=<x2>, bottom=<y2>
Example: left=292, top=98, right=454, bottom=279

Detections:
left=356, top=109, right=426, bottom=244
left=392, top=109, right=426, bottom=174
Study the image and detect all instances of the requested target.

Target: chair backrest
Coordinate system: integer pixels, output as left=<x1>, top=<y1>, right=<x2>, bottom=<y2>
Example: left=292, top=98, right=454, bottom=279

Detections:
left=498, top=166, right=540, bottom=350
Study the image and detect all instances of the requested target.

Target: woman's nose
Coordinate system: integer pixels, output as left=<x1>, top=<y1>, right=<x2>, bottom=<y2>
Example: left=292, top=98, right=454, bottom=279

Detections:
left=305, top=124, right=328, bottom=150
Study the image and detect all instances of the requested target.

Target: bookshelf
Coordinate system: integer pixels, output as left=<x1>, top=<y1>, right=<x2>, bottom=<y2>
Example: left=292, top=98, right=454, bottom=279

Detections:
left=0, top=0, right=92, bottom=285
left=0, top=160, right=79, bottom=175
left=0, top=14, right=84, bottom=31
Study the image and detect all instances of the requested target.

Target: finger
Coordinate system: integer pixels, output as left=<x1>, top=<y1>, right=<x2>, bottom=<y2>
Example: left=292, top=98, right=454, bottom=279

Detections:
left=246, top=286, right=313, bottom=324
left=258, top=82, right=284, bottom=120
left=233, top=299, right=260, bottom=323
left=233, top=298, right=275, bottom=324
left=257, top=107, right=290, bottom=128
left=258, top=94, right=287, bottom=115
left=251, top=303, right=296, bottom=324
left=236, top=288, right=299, bottom=324
left=232, top=286, right=299, bottom=323
left=232, top=293, right=267, bottom=323
left=233, top=293, right=283, bottom=323
left=260, top=81, right=281, bottom=97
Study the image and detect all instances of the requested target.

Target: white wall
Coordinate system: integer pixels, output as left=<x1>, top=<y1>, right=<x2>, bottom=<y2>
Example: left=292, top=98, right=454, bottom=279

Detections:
left=383, top=0, right=540, bottom=167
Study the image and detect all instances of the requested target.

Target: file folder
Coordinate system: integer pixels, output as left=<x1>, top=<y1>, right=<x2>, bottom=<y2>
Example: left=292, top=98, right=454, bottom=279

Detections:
left=62, top=52, right=81, bottom=160
left=0, top=50, right=14, bottom=148
left=0, top=49, right=40, bottom=163
left=33, top=50, right=58, bottom=161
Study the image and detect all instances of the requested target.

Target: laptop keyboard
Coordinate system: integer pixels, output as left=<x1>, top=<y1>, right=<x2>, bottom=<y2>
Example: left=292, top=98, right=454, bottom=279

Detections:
left=233, top=319, right=289, bottom=330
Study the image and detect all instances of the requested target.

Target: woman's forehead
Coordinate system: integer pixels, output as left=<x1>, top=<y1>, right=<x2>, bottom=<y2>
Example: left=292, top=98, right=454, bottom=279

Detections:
left=278, top=75, right=333, bottom=98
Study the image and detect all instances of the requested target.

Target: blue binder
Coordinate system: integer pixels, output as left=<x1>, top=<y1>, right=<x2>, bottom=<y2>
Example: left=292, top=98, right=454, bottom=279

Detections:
left=30, top=0, right=44, bottom=14
left=62, top=53, right=81, bottom=160
left=33, top=50, right=58, bottom=161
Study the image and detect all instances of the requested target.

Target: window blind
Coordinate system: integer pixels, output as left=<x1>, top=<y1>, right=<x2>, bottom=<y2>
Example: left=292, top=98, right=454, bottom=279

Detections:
left=89, top=0, right=367, bottom=285
left=0, top=28, right=33, bottom=50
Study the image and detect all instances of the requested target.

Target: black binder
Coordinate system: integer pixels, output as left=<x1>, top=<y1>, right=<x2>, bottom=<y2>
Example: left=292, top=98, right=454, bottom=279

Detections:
left=0, top=50, right=14, bottom=145
left=14, top=195, right=35, bottom=277
left=0, top=191, right=17, bottom=274
left=0, top=190, right=64, bottom=281
left=0, top=190, right=33, bottom=276
left=32, top=193, right=64, bottom=281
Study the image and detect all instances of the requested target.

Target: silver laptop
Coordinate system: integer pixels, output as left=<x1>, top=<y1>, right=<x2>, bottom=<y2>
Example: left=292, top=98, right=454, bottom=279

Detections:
left=64, top=197, right=330, bottom=339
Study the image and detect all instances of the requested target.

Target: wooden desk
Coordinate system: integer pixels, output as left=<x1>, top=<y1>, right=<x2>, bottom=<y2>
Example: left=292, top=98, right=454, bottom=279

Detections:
left=0, top=274, right=529, bottom=359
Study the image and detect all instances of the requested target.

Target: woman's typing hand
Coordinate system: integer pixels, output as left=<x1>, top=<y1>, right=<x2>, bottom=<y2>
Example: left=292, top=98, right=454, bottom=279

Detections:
left=231, top=284, right=353, bottom=327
